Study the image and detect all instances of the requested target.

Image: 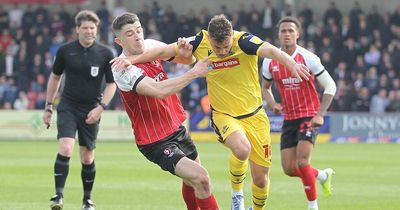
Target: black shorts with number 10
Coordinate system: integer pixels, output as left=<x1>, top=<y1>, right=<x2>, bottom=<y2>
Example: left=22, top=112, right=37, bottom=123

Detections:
left=138, top=126, right=198, bottom=175
left=280, top=117, right=319, bottom=150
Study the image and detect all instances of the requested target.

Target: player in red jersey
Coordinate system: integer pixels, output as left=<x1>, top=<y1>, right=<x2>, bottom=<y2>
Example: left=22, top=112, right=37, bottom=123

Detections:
left=111, top=13, right=218, bottom=210
left=262, top=16, right=336, bottom=210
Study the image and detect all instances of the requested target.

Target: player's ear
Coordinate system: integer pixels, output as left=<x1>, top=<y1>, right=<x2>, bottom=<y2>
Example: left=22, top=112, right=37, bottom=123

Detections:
left=114, top=37, right=122, bottom=46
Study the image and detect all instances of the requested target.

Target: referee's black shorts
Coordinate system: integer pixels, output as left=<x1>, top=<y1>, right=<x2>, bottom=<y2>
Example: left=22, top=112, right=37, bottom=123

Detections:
left=138, top=126, right=198, bottom=175
left=57, top=101, right=99, bottom=150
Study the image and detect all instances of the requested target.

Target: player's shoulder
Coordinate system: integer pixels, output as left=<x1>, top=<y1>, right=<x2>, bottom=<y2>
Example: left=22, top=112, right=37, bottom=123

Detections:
left=236, top=31, right=265, bottom=55
left=296, top=45, right=320, bottom=61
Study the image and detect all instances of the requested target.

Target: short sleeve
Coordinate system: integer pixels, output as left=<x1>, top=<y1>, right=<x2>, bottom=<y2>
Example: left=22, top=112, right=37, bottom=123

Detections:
left=113, top=65, right=145, bottom=92
left=104, top=48, right=115, bottom=83
left=300, top=48, right=325, bottom=75
left=238, top=32, right=266, bottom=55
left=189, top=31, right=204, bottom=54
left=53, top=46, right=65, bottom=75
left=262, top=58, right=273, bottom=80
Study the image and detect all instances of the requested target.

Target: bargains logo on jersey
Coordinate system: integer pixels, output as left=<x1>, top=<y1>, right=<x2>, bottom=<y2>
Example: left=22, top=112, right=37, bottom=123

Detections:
left=210, top=58, right=240, bottom=70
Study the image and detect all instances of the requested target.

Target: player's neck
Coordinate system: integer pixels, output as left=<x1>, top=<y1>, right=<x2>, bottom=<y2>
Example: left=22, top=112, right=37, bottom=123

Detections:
left=282, top=45, right=297, bottom=56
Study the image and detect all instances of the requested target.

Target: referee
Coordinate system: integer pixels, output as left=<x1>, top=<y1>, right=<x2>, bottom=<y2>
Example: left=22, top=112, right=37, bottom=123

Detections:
left=42, top=10, right=116, bottom=210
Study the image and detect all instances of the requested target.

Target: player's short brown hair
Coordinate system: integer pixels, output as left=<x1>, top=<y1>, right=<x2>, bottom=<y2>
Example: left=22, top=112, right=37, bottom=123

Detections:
left=75, top=10, right=100, bottom=27
left=277, top=16, right=302, bottom=31
left=112, top=12, right=140, bottom=36
left=208, top=14, right=233, bottom=43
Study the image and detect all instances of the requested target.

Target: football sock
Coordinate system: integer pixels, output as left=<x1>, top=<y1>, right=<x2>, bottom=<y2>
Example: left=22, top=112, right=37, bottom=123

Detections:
left=316, top=169, right=327, bottom=182
left=54, top=153, right=70, bottom=196
left=182, top=182, right=199, bottom=210
left=251, top=180, right=269, bottom=210
left=81, top=161, right=96, bottom=201
left=229, top=154, right=248, bottom=191
left=299, top=164, right=318, bottom=201
left=196, top=193, right=219, bottom=210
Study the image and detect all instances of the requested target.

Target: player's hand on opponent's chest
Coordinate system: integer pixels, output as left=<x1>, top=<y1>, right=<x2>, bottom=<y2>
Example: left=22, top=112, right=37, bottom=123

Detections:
left=290, top=63, right=311, bottom=82
left=86, top=105, right=104, bottom=124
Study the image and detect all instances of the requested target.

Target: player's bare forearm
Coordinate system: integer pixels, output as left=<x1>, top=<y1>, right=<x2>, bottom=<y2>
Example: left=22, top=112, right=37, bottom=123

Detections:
left=262, top=80, right=277, bottom=106
left=171, top=55, right=196, bottom=65
left=317, top=93, right=334, bottom=116
left=261, top=44, right=296, bottom=70
left=136, top=59, right=209, bottom=98
left=259, top=44, right=310, bottom=81
left=131, top=44, right=176, bottom=64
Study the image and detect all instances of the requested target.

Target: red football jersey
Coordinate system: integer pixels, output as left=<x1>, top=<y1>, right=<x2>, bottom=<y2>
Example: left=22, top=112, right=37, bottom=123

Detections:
left=119, top=60, right=187, bottom=145
left=262, top=45, right=324, bottom=120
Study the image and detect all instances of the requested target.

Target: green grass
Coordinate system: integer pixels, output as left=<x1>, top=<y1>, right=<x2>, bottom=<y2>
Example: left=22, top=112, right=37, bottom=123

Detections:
left=0, top=141, right=399, bottom=210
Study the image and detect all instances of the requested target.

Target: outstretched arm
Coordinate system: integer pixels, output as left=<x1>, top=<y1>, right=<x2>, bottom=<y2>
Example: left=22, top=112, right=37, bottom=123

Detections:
left=258, top=43, right=310, bottom=81
left=113, top=59, right=209, bottom=98
left=110, top=38, right=195, bottom=67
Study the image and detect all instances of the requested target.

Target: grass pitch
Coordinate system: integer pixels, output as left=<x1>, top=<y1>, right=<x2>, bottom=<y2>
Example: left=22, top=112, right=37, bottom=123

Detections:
left=0, top=141, right=399, bottom=210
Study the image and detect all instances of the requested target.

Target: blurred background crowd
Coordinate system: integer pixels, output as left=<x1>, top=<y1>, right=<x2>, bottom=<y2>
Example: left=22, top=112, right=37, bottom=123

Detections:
left=0, top=0, right=399, bottom=113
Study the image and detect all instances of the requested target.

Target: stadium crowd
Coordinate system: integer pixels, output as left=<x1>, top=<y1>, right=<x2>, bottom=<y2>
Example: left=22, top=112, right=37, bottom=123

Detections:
left=0, top=0, right=399, bottom=113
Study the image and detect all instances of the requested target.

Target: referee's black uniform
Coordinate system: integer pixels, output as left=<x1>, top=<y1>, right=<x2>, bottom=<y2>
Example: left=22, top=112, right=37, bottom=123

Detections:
left=53, top=40, right=114, bottom=149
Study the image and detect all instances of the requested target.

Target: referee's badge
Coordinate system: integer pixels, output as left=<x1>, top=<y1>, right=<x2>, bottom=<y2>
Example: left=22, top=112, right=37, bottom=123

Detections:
left=90, top=66, right=99, bottom=77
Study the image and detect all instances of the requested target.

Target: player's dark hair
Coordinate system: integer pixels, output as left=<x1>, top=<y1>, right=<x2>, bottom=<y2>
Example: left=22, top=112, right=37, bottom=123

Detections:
left=75, top=10, right=100, bottom=27
left=112, top=12, right=140, bottom=36
left=277, top=16, right=302, bottom=31
left=208, top=14, right=233, bottom=43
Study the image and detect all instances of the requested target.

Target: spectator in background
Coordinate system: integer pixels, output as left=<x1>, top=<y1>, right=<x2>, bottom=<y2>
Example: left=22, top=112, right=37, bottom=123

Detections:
left=14, top=43, right=29, bottom=92
left=353, top=87, right=370, bottom=111
left=352, top=55, right=367, bottom=75
left=8, top=3, right=24, bottom=28
left=2, top=77, right=18, bottom=109
left=341, top=38, right=359, bottom=69
left=370, top=88, right=389, bottom=113
left=261, top=0, right=278, bottom=39
left=348, top=1, right=363, bottom=36
left=96, top=0, right=110, bottom=43
left=14, top=90, right=29, bottom=110
left=332, top=61, right=351, bottom=82
left=387, top=90, right=400, bottom=112
left=364, top=66, right=379, bottom=94
left=364, top=44, right=381, bottom=67
left=323, top=1, right=342, bottom=25
left=0, top=5, right=9, bottom=30
left=366, top=5, right=382, bottom=31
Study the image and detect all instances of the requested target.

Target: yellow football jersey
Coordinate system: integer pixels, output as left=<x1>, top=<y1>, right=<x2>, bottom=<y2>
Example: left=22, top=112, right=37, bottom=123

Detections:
left=190, top=30, right=267, bottom=117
